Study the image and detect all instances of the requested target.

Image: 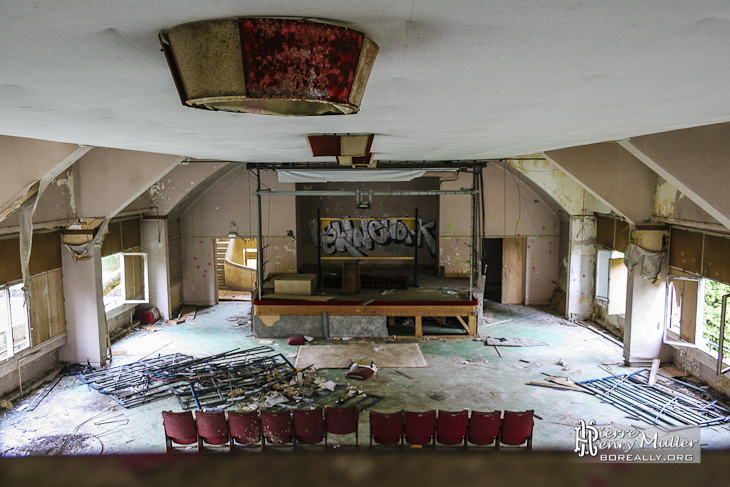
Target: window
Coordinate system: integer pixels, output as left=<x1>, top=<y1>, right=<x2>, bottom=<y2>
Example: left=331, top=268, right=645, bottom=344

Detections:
left=102, top=252, right=149, bottom=312
left=0, top=283, right=30, bottom=360
left=699, top=278, right=730, bottom=364
left=595, top=249, right=627, bottom=315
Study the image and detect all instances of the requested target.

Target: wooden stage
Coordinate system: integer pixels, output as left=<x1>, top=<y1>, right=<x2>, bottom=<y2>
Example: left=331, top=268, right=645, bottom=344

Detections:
left=253, top=276, right=480, bottom=338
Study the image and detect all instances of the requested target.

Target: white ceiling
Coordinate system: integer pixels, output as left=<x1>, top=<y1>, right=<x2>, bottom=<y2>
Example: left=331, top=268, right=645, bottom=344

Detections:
left=2, top=1, right=730, bottom=163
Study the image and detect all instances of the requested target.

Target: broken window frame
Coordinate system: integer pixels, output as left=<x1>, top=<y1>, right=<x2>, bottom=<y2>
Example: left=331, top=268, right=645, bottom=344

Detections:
left=664, top=275, right=702, bottom=349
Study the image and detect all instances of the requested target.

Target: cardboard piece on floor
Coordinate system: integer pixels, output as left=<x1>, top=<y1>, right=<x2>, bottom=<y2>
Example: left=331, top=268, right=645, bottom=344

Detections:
left=144, top=326, right=162, bottom=332
left=112, top=350, right=128, bottom=356
left=295, top=343, right=427, bottom=369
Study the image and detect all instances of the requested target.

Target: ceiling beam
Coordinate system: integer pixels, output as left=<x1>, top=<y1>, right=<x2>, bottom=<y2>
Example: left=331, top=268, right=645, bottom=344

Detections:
left=544, top=143, right=656, bottom=226
left=618, top=123, right=730, bottom=231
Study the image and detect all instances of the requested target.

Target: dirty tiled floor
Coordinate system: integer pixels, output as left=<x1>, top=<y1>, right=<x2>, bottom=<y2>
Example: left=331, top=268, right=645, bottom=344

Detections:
left=2, top=300, right=730, bottom=455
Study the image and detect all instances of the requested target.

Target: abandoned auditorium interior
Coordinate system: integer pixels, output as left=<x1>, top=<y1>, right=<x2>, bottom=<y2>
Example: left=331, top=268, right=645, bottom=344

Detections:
left=2, top=1, right=730, bottom=484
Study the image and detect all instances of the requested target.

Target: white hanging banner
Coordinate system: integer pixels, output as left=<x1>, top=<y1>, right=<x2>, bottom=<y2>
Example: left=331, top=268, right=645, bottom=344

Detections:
left=277, top=168, right=456, bottom=183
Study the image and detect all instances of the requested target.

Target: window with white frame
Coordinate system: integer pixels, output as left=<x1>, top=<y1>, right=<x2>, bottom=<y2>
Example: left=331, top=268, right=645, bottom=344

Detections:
left=101, top=252, right=149, bottom=312
left=0, top=282, right=30, bottom=360
left=595, top=249, right=627, bottom=315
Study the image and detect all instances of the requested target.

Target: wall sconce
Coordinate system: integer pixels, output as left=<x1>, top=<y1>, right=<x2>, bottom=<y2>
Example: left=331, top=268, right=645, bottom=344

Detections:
left=356, top=189, right=372, bottom=210
left=228, top=221, right=240, bottom=238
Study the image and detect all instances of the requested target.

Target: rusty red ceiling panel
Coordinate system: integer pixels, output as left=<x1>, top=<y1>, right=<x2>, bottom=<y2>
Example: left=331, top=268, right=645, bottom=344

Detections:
left=238, top=18, right=364, bottom=105
left=307, top=135, right=342, bottom=157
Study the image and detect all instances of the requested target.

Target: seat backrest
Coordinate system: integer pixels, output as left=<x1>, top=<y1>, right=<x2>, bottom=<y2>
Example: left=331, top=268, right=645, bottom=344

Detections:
left=370, top=411, right=403, bottom=445
left=436, top=410, right=469, bottom=445
left=228, top=410, right=261, bottom=445
left=501, top=410, right=534, bottom=446
left=195, top=410, right=229, bottom=445
left=325, top=406, right=359, bottom=435
left=293, top=408, right=325, bottom=445
left=261, top=410, right=293, bottom=445
left=467, top=410, right=501, bottom=446
left=404, top=410, right=436, bottom=445
left=162, top=411, right=197, bottom=445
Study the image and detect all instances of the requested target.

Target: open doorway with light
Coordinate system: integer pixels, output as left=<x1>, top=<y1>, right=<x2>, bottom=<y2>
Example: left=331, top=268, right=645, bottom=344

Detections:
left=217, top=238, right=257, bottom=300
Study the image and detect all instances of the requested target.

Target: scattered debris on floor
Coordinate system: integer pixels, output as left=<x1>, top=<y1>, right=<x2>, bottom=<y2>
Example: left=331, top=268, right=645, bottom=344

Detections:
left=482, top=337, right=549, bottom=347
left=578, top=369, right=730, bottom=427
left=346, top=357, right=378, bottom=380
left=235, top=367, right=383, bottom=412
left=24, top=377, right=61, bottom=412
left=5, top=434, right=100, bottom=456
left=78, top=347, right=299, bottom=410
left=1, top=399, right=13, bottom=409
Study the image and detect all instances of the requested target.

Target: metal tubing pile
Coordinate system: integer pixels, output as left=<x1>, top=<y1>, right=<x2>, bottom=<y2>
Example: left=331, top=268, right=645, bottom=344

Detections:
left=168, top=351, right=301, bottom=410
left=77, top=347, right=303, bottom=409
left=578, top=369, right=730, bottom=427
left=77, top=353, right=194, bottom=408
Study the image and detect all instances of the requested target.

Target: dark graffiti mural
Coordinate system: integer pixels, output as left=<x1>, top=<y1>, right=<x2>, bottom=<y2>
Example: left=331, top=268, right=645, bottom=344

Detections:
left=309, top=217, right=437, bottom=257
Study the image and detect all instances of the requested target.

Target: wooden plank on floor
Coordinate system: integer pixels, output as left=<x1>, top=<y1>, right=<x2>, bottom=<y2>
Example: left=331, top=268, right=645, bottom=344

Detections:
left=261, top=294, right=335, bottom=302
left=219, top=290, right=252, bottom=301
left=648, top=358, right=661, bottom=386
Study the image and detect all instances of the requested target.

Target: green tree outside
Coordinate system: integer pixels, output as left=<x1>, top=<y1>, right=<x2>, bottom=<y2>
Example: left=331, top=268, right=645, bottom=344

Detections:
left=703, top=279, right=730, bottom=359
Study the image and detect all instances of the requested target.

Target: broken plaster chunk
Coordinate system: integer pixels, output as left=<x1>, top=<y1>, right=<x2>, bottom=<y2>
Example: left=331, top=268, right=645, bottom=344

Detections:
left=321, top=380, right=337, bottom=391
left=304, top=335, right=314, bottom=342
left=374, top=346, right=385, bottom=352
left=259, top=339, right=274, bottom=345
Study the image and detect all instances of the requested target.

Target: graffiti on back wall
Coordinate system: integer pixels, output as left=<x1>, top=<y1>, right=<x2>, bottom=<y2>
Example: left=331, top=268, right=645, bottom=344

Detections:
left=309, top=217, right=437, bottom=257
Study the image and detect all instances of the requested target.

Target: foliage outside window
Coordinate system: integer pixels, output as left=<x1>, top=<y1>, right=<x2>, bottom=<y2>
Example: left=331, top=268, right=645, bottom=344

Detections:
left=102, top=253, right=124, bottom=312
left=702, top=279, right=730, bottom=361
left=0, top=283, right=30, bottom=360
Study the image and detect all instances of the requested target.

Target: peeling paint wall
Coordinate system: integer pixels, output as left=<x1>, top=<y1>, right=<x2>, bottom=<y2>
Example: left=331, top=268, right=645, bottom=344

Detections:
left=593, top=298, right=624, bottom=337
left=177, top=167, right=296, bottom=304
left=567, top=216, right=596, bottom=320
left=0, top=167, right=78, bottom=233
left=508, top=156, right=610, bottom=216
left=439, top=164, right=562, bottom=304
left=654, top=176, right=722, bottom=228
left=525, top=236, right=559, bottom=305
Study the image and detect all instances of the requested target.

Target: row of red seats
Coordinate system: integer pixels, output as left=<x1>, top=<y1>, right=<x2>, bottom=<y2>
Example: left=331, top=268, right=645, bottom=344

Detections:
left=162, top=408, right=534, bottom=451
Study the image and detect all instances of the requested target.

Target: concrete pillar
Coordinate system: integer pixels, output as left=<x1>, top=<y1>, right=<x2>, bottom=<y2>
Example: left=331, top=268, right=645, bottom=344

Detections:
left=566, top=215, right=596, bottom=320
left=623, top=230, right=673, bottom=365
left=59, top=244, right=107, bottom=367
left=141, top=218, right=171, bottom=321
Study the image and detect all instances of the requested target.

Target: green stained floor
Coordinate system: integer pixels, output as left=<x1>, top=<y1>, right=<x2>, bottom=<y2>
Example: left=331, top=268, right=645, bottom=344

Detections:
left=2, top=300, right=730, bottom=455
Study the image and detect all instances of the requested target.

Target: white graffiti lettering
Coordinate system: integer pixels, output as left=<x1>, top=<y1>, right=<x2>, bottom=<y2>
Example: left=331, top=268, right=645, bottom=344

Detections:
left=312, top=217, right=437, bottom=257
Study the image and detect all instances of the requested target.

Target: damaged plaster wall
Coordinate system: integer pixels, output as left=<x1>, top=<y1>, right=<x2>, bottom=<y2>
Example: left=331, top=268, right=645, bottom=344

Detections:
left=567, top=216, right=596, bottom=320
left=178, top=166, right=296, bottom=305
left=0, top=167, right=78, bottom=234
left=440, top=163, right=562, bottom=303
left=654, top=176, right=723, bottom=230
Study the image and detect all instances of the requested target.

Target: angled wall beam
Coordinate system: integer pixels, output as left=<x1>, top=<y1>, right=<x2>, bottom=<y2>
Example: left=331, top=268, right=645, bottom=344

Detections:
left=618, top=122, right=730, bottom=230
left=544, top=143, right=656, bottom=226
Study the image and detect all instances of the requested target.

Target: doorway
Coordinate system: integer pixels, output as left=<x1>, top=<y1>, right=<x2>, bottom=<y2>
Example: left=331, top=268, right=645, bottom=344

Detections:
left=482, top=238, right=503, bottom=302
